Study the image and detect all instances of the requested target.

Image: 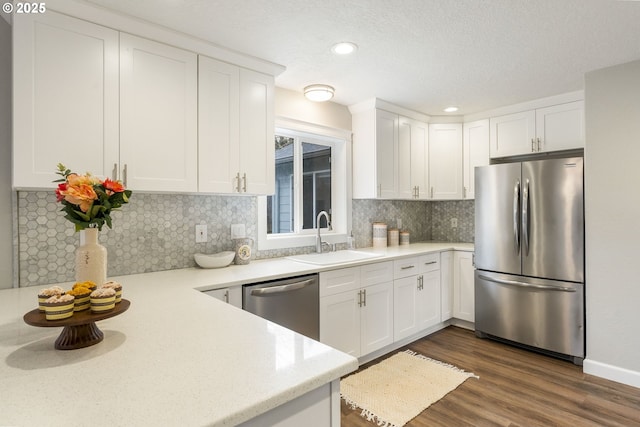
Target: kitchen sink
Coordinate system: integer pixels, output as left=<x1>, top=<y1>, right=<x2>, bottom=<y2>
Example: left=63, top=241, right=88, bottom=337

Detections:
left=287, top=250, right=384, bottom=266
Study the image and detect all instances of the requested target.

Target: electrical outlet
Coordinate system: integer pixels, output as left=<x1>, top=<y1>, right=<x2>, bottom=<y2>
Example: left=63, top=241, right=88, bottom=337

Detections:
left=397, top=218, right=402, bottom=229
left=230, top=223, right=246, bottom=239
left=195, top=224, right=208, bottom=243
left=451, top=218, right=458, bottom=228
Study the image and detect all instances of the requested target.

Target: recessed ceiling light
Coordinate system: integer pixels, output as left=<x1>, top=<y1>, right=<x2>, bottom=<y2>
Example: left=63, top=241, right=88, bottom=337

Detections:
left=444, top=106, right=459, bottom=113
left=331, top=42, right=358, bottom=55
left=304, top=84, right=335, bottom=102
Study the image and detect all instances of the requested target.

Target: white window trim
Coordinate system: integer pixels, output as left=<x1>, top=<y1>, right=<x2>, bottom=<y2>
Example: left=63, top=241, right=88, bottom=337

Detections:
left=257, top=117, right=352, bottom=251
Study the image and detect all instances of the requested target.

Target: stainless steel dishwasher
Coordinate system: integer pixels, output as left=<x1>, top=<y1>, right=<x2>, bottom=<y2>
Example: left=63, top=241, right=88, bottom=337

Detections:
left=242, top=274, right=319, bottom=340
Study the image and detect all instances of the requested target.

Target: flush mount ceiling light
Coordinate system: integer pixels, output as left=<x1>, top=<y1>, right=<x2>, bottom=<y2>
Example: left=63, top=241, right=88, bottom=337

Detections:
left=304, top=84, right=335, bottom=102
left=331, top=42, right=358, bottom=55
left=444, top=106, right=459, bottom=113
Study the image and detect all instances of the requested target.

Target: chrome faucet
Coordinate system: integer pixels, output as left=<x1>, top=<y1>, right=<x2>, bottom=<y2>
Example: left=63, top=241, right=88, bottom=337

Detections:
left=315, top=210, right=332, bottom=253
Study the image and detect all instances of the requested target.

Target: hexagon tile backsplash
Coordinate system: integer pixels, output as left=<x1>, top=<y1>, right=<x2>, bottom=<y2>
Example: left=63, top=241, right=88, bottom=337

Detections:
left=16, top=191, right=474, bottom=287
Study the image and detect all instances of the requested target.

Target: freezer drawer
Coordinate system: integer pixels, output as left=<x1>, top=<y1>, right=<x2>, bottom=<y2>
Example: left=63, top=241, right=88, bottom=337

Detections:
left=475, top=270, right=584, bottom=359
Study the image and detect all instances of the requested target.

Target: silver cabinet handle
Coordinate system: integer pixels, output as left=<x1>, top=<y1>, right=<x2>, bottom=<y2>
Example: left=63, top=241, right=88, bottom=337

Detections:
left=463, top=186, right=467, bottom=198
left=362, top=289, right=366, bottom=307
left=112, top=163, right=118, bottom=181
left=235, top=172, right=241, bottom=193
left=430, top=187, right=434, bottom=198
left=358, top=289, right=363, bottom=307
left=513, top=180, right=520, bottom=255
left=224, top=290, right=229, bottom=303
left=417, top=275, right=424, bottom=290
left=123, top=164, right=128, bottom=187
left=250, top=279, right=313, bottom=296
left=531, top=138, right=535, bottom=152
left=478, top=275, right=576, bottom=292
left=242, top=173, right=247, bottom=192
left=522, top=179, right=530, bottom=257
left=537, top=137, right=541, bottom=152
left=401, top=265, right=415, bottom=270
left=424, top=261, right=437, bottom=265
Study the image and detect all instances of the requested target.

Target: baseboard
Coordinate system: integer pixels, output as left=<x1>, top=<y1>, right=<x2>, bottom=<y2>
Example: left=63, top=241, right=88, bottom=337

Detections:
left=583, top=359, right=640, bottom=389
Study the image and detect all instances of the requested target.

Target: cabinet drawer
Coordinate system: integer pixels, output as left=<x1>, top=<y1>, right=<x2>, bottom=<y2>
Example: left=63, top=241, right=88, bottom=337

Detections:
left=394, top=256, right=420, bottom=279
left=361, top=261, right=393, bottom=287
left=320, top=267, right=360, bottom=297
left=419, top=253, right=440, bottom=273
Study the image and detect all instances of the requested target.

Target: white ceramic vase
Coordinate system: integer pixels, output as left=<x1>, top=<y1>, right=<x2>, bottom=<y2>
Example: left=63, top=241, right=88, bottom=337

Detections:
left=75, top=228, right=107, bottom=286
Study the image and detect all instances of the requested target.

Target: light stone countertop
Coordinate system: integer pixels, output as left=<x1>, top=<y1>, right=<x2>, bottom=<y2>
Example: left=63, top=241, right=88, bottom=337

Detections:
left=0, top=242, right=472, bottom=426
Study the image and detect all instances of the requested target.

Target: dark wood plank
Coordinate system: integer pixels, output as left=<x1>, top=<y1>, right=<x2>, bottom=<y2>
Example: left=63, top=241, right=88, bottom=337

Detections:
left=341, top=326, right=640, bottom=427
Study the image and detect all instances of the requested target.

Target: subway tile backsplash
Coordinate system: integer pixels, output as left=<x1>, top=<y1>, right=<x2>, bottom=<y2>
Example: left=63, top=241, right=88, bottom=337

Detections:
left=16, top=192, right=474, bottom=287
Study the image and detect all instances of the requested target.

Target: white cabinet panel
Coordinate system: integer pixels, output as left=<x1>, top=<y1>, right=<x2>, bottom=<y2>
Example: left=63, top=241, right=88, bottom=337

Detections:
left=463, top=119, right=489, bottom=199
left=489, top=110, right=536, bottom=158
left=360, top=281, right=394, bottom=356
left=202, top=287, right=242, bottom=308
left=397, top=117, right=414, bottom=199
left=13, top=11, right=119, bottom=188
left=375, top=109, right=399, bottom=199
left=360, top=262, right=393, bottom=287
left=120, top=33, right=198, bottom=192
left=453, top=251, right=475, bottom=322
left=393, top=275, right=420, bottom=340
left=418, top=270, right=441, bottom=330
left=320, top=290, right=361, bottom=357
left=429, top=123, right=463, bottom=199
left=535, top=101, right=584, bottom=152
left=320, top=267, right=360, bottom=297
left=440, top=251, right=454, bottom=321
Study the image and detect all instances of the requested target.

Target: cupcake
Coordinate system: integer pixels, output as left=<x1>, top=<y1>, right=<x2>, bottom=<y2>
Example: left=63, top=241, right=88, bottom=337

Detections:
left=101, top=281, right=123, bottom=303
left=42, top=294, right=75, bottom=320
left=90, top=288, right=116, bottom=313
left=67, top=286, right=91, bottom=312
left=37, top=286, right=65, bottom=312
left=74, top=281, right=97, bottom=292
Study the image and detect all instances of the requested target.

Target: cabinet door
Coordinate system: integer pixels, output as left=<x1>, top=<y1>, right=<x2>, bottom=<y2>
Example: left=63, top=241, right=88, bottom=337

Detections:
left=418, top=270, right=442, bottom=330
left=410, top=119, right=430, bottom=200
left=397, top=117, right=414, bottom=199
left=120, top=33, right=198, bottom=192
left=489, top=110, right=536, bottom=158
left=535, top=101, right=584, bottom=152
left=203, top=287, right=242, bottom=308
left=361, top=281, right=394, bottom=356
left=13, top=11, right=119, bottom=188
left=393, top=276, right=419, bottom=341
left=463, top=119, right=489, bottom=199
left=238, top=68, right=275, bottom=195
left=453, top=251, right=475, bottom=322
left=375, top=110, right=399, bottom=198
left=429, top=123, right=463, bottom=199
left=198, top=56, right=240, bottom=193
left=320, top=291, right=361, bottom=357
left=440, top=251, right=454, bottom=321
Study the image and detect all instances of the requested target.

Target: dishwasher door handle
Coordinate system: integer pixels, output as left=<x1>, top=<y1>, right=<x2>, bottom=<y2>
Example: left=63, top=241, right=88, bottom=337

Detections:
left=249, top=279, right=314, bottom=296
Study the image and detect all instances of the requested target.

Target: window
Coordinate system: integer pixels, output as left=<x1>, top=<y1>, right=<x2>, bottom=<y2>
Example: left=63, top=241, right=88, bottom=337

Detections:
left=258, top=122, right=350, bottom=250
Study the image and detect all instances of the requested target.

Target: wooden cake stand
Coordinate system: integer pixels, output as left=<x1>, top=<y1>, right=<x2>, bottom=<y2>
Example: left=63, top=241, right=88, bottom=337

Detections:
left=23, top=299, right=130, bottom=350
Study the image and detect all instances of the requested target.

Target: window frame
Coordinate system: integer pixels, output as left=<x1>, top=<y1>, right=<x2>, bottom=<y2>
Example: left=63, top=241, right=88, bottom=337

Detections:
left=257, top=118, right=351, bottom=251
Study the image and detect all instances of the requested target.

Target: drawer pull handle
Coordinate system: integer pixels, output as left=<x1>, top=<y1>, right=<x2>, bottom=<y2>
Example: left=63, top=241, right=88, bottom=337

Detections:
left=424, top=261, right=437, bottom=265
left=401, top=265, right=415, bottom=270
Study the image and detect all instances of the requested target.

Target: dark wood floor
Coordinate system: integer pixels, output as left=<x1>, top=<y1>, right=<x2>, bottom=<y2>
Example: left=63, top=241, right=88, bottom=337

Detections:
left=341, top=326, right=640, bottom=427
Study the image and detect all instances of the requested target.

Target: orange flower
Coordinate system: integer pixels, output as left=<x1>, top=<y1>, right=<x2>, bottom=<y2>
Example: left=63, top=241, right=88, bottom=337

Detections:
left=60, top=183, right=98, bottom=213
left=67, top=173, right=100, bottom=187
left=103, top=178, right=125, bottom=193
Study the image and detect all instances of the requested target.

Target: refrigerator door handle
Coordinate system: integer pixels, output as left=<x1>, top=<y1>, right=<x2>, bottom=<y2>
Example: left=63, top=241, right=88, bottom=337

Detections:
left=522, top=179, right=530, bottom=256
left=478, top=275, right=577, bottom=292
left=513, top=180, right=520, bottom=254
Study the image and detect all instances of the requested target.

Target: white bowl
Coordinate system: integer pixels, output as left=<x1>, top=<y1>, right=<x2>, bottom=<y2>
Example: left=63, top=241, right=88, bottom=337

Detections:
left=194, top=251, right=235, bottom=269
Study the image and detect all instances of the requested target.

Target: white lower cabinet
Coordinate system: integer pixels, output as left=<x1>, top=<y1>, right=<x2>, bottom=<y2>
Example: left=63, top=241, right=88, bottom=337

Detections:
left=393, top=253, right=441, bottom=341
left=453, top=251, right=475, bottom=322
left=202, top=287, right=242, bottom=308
left=440, top=251, right=454, bottom=321
left=319, top=263, right=393, bottom=358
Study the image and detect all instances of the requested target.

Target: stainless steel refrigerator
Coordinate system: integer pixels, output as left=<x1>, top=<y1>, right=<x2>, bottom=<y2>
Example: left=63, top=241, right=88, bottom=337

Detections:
left=474, top=157, right=584, bottom=364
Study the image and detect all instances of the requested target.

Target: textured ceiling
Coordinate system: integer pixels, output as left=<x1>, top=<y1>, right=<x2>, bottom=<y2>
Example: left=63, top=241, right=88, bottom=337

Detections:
left=84, top=0, right=640, bottom=116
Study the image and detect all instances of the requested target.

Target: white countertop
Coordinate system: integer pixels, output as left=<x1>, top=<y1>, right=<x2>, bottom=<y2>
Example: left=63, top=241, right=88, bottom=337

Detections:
left=0, top=242, right=472, bottom=426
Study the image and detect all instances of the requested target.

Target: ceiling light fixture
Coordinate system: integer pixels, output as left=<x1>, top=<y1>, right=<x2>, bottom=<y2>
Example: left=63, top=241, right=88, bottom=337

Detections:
left=331, top=42, right=358, bottom=55
left=304, top=84, right=335, bottom=102
left=444, top=106, right=459, bottom=113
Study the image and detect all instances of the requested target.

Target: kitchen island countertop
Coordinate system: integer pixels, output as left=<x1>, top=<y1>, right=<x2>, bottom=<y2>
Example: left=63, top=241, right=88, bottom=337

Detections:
left=0, top=242, right=472, bottom=426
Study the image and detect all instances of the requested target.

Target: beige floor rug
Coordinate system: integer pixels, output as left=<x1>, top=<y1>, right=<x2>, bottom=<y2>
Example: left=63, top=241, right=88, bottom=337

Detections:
left=341, top=350, right=479, bottom=427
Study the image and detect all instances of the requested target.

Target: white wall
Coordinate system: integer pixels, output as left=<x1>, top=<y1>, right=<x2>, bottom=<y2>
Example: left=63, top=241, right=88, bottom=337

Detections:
left=584, top=59, right=640, bottom=388
left=0, top=18, right=13, bottom=289
left=275, top=87, right=351, bottom=132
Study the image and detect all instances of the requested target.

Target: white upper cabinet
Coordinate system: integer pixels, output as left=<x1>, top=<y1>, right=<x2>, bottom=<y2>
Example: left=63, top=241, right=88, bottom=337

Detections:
left=13, top=12, right=119, bottom=188
left=490, top=101, right=584, bottom=158
left=535, top=101, right=585, bottom=152
left=463, top=119, right=490, bottom=199
left=375, top=109, right=399, bottom=199
left=120, top=33, right=198, bottom=192
left=429, top=123, right=463, bottom=200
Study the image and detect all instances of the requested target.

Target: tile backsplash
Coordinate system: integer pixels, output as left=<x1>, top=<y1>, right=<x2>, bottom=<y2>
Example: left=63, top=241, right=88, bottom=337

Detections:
left=16, top=192, right=474, bottom=287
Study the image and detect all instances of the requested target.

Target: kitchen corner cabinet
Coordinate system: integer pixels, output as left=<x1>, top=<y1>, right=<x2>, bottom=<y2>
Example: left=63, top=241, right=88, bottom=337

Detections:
left=440, top=250, right=453, bottom=321
left=462, top=119, right=489, bottom=199
left=489, top=101, right=584, bottom=158
left=393, top=254, right=441, bottom=341
left=453, top=251, right=475, bottom=322
left=429, top=123, right=463, bottom=200
left=13, top=11, right=119, bottom=188
left=120, top=34, right=198, bottom=192
left=202, top=287, right=242, bottom=308
left=319, top=263, right=394, bottom=358
left=199, top=56, right=275, bottom=195
left=352, top=109, right=428, bottom=199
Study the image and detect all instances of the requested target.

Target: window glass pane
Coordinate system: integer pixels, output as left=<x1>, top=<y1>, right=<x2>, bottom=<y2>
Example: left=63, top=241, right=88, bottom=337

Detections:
left=268, top=136, right=294, bottom=234
left=302, top=142, right=332, bottom=229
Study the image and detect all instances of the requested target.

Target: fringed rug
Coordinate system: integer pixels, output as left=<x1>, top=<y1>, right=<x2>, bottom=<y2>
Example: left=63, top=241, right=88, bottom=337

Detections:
left=341, top=350, right=478, bottom=427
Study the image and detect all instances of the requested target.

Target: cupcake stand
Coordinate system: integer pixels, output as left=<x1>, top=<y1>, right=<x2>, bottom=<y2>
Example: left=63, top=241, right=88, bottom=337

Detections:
left=23, top=299, right=130, bottom=350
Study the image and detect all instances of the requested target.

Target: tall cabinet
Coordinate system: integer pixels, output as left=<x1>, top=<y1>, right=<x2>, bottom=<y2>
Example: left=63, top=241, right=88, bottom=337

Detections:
left=428, top=123, right=463, bottom=199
